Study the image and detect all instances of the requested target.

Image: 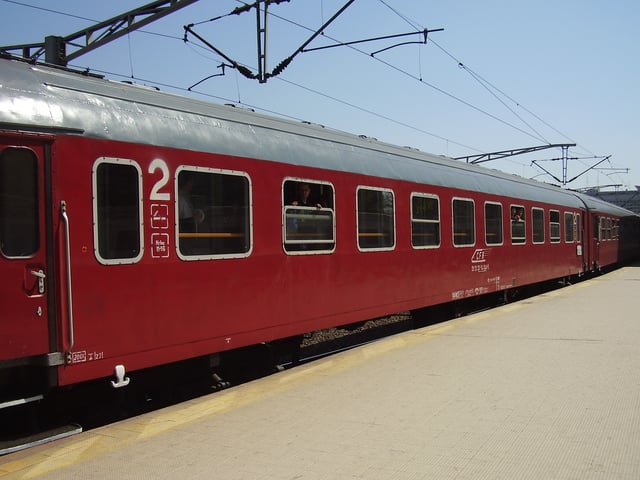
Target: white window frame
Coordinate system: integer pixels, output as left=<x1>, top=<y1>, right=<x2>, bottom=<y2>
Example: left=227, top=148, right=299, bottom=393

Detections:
left=532, top=207, right=545, bottom=244
left=411, top=192, right=441, bottom=249
left=175, top=165, right=253, bottom=261
left=92, top=156, right=144, bottom=265
left=282, top=177, right=336, bottom=255
left=356, top=186, right=396, bottom=252
left=484, top=201, right=503, bottom=246
left=452, top=197, right=476, bottom=248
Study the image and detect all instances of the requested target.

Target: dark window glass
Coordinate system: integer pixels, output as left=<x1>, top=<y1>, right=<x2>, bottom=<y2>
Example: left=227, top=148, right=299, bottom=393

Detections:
left=412, top=194, right=440, bottom=248
left=484, top=203, right=503, bottom=245
left=453, top=199, right=475, bottom=246
left=550, top=210, right=561, bottom=242
left=0, top=148, right=39, bottom=257
left=95, top=161, right=141, bottom=261
left=576, top=214, right=582, bottom=242
left=357, top=188, right=395, bottom=250
left=532, top=208, right=545, bottom=243
left=564, top=212, right=575, bottom=242
left=178, top=169, right=251, bottom=257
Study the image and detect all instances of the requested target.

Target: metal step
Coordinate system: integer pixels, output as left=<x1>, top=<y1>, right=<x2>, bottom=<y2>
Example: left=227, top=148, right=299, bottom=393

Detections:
left=0, top=394, right=43, bottom=410
left=0, top=424, right=82, bottom=456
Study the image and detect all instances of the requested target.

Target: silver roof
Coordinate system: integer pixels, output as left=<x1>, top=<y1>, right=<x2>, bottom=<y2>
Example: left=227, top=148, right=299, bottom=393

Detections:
left=0, top=58, right=635, bottom=216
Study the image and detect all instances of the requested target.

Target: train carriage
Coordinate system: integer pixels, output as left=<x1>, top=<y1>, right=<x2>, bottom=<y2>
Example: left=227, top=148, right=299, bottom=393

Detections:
left=1, top=57, right=639, bottom=411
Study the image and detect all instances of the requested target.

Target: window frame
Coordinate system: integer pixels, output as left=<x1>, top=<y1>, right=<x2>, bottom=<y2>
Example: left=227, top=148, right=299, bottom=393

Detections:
left=0, top=147, right=40, bottom=259
left=452, top=197, right=475, bottom=247
left=176, top=165, right=253, bottom=261
left=484, top=201, right=503, bottom=246
left=564, top=212, right=575, bottom=243
left=549, top=209, right=561, bottom=243
left=510, top=204, right=526, bottom=245
left=532, top=207, right=545, bottom=244
left=356, top=186, right=396, bottom=252
left=92, top=156, right=144, bottom=265
left=411, top=192, right=441, bottom=249
left=282, top=177, right=336, bottom=255
left=576, top=213, right=582, bottom=243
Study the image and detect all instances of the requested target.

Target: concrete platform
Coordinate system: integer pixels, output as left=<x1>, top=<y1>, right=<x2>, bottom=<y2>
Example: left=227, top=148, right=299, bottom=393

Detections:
left=2, top=264, right=640, bottom=479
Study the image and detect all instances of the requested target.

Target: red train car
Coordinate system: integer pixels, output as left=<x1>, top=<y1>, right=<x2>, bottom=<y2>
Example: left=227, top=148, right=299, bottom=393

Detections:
left=1, top=57, right=639, bottom=412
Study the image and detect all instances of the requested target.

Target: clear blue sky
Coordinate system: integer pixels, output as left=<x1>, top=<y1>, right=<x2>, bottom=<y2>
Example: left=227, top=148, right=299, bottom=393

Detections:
left=2, top=0, right=638, bottom=190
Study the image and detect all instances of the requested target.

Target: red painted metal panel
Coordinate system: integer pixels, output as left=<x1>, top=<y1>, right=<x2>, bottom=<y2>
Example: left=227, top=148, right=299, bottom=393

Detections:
left=0, top=133, right=627, bottom=386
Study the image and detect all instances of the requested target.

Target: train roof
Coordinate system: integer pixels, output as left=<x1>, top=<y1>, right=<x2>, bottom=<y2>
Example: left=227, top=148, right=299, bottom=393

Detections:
left=0, top=57, right=636, bottom=217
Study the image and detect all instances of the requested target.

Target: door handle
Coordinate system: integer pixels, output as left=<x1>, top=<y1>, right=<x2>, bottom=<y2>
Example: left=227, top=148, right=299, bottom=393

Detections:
left=30, top=269, right=46, bottom=294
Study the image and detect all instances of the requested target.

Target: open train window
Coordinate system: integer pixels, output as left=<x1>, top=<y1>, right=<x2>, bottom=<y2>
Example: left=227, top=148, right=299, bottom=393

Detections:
left=564, top=212, right=575, bottom=242
left=510, top=204, right=525, bottom=244
left=452, top=198, right=475, bottom=247
left=282, top=179, right=335, bottom=253
left=0, top=148, right=39, bottom=258
left=177, top=167, right=252, bottom=259
left=357, top=187, right=395, bottom=251
left=411, top=193, right=440, bottom=248
left=549, top=210, right=561, bottom=243
left=484, top=202, right=503, bottom=246
left=93, top=158, right=143, bottom=264
left=532, top=207, right=545, bottom=244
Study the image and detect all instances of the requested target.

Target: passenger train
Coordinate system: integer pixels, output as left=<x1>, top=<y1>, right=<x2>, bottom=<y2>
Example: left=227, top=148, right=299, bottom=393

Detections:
left=1, top=56, right=639, bottom=414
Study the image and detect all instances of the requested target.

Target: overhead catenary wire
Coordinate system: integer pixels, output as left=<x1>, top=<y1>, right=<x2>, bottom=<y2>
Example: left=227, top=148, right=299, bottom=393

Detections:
left=2, top=0, right=620, bottom=185
left=12, top=0, right=563, bottom=159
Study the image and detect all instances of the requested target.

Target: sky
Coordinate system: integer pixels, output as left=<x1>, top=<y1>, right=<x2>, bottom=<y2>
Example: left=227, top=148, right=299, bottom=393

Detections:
left=1, top=0, right=639, bottom=191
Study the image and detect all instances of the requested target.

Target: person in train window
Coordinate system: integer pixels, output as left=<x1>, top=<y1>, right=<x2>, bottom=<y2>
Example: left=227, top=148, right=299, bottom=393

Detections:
left=291, top=182, right=323, bottom=209
left=511, top=207, right=523, bottom=221
left=178, top=174, right=205, bottom=232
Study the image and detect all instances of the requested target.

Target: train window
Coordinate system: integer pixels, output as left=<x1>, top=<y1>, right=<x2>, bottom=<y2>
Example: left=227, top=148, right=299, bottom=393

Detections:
left=564, top=212, right=575, bottom=242
left=357, top=187, right=395, bottom=250
left=0, top=148, right=39, bottom=258
left=283, top=179, right=335, bottom=253
left=484, top=202, right=503, bottom=246
left=549, top=210, right=561, bottom=243
left=411, top=193, right=440, bottom=248
left=452, top=198, right=475, bottom=247
left=532, top=208, right=545, bottom=244
left=177, top=168, right=251, bottom=259
left=509, top=204, right=525, bottom=244
left=576, top=214, right=582, bottom=242
left=93, top=158, right=143, bottom=264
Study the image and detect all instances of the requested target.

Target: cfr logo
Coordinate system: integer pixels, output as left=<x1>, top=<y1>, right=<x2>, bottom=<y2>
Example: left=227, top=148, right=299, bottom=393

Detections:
left=471, top=248, right=490, bottom=263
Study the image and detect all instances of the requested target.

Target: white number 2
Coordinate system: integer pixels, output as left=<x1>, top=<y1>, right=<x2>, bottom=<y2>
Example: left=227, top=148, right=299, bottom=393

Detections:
left=149, top=159, right=170, bottom=201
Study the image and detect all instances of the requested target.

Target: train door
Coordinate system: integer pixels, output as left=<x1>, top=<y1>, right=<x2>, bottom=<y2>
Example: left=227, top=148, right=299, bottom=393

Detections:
left=0, top=139, right=55, bottom=363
